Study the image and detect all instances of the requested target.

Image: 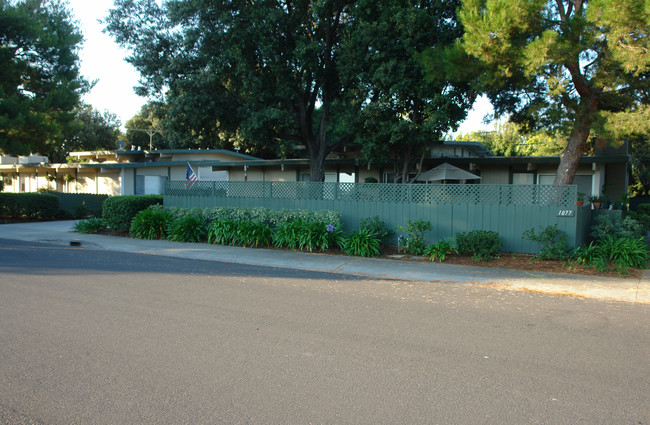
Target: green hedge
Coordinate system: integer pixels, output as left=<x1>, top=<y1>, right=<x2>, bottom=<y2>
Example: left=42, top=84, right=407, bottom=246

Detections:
left=0, top=193, right=60, bottom=220
left=102, top=195, right=163, bottom=231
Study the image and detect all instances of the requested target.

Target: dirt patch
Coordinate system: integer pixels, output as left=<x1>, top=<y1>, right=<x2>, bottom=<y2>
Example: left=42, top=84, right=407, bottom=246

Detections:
left=382, top=248, right=642, bottom=280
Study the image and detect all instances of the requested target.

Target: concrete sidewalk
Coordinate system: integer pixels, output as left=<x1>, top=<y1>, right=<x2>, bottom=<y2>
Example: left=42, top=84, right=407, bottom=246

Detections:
left=1, top=220, right=648, bottom=303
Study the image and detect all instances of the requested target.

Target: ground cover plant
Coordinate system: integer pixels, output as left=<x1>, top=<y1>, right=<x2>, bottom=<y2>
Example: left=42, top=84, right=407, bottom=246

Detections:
left=129, top=206, right=173, bottom=240
left=455, top=230, right=502, bottom=261
left=424, top=238, right=456, bottom=263
left=72, top=217, right=107, bottom=234
left=522, top=225, right=570, bottom=260
left=396, top=220, right=432, bottom=256
left=168, top=213, right=206, bottom=243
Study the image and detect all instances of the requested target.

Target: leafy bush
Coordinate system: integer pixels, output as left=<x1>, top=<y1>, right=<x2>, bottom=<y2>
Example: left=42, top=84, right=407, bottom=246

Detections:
left=342, top=228, right=381, bottom=257
left=272, top=219, right=342, bottom=252
left=167, top=214, right=206, bottom=243
left=396, top=219, right=432, bottom=255
left=207, top=219, right=238, bottom=245
left=636, top=203, right=650, bottom=216
left=272, top=220, right=302, bottom=250
left=571, top=236, right=649, bottom=274
left=0, top=193, right=59, bottom=220
left=129, top=207, right=173, bottom=240
left=359, top=216, right=392, bottom=246
left=424, top=238, right=457, bottom=262
left=591, top=214, right=643, bottom=241
left=599, top=236, right=649, bottom=270
left=102, top=195, right=163, bottom=231
left=232, top=221, right=272, bottom=247
left=522, top=225, right=570, bottom=260
left=455, top=230, right=502, bottom=261
left=72, top=217, right=107, bottom=234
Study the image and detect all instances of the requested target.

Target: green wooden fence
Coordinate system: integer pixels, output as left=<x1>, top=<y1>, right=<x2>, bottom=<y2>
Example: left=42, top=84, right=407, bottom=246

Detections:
left=164, top=181, right=587, bottom=254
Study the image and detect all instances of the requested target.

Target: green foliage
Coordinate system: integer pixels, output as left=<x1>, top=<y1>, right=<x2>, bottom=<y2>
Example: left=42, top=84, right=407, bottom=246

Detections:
left=458, top=0, right=650, bottom=184
left=102, top=195, right=163, bottom=231
left=456, top=123, right=567, bottom=157
left=206, top=220, right=238, bottom=245
left=232, top=221, right=272, bottom=248
left=0, top=193, right=59, bottom=220
left=571, top=237, right=649, bottom=274
left=125, top=102, right=165, bottom=149
left=522, top=225, right=570, bottom=260
left=0, top=0, right=88, bottom=159
left=168, top=214, right=206, bottom=243
left=396, top=220, right=432, bottom=255
left=590, top=214, right=644, bottom=241
left=455, top=230, right=502, bottom=261
left=347, top=0, right=475, bottom=183
left=342, top=228, right=381, bottom=257
left=424, top=238, right=457, bottom=262
left=62, top=104, right=122, bottom=156
left=272, top=219, right=342, bottom=252
left=105, top=0, right=359, bottom=178
left=599, top=237, right=649, bottom=270
left=129, top=207, right=172, bottom=240
left=72, top=218, right=107, bottom=234
left=636, top=204, right=650, bottom=216
left=359, top=216, right=391, bottom=246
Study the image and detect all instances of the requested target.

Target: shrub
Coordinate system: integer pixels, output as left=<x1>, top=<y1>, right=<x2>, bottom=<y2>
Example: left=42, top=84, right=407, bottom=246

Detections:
left=599, top=236, right=649, bottom=270
left=129, top=207, right=173, bottom=240
left=396, top=219, right=432, bottom=255
left=207, top=219, right=238, bottom=245
left=637, top=203, right=650, bottom=216
left=522, top=225, right=570, bottom=260
left=102, top=195, right=163, bottom=231
left=167, top=214, right=206, bottom=243
left=72, top=217, right=107, bottom=234
left=570, top=236, right=649, bottom=274
left=456, top=230, right=502, bottom=261
left=272, top=218, right=342, bottom=252
left=359, top=216, right=392, bottom=246
left=424, top=238, right=457, bottom=262
left=342, top=228, right=381, bottom=257
left=232, top=221, right=272, bottom=247
left=591, top=214, right=643, bottom=241
left=0, top=193, right=59, bottom=220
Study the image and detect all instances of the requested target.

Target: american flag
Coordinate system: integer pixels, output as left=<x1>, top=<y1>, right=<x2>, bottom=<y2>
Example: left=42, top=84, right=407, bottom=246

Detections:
left=185, top=162, right=198, bottom=188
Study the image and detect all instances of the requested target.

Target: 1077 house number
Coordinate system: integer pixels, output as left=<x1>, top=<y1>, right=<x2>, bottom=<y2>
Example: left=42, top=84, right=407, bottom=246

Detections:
left=557, top=210, right=575, bottom=217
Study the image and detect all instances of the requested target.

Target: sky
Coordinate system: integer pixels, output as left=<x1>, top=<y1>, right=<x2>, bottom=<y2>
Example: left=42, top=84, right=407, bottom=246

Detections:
left=67, top=0, right=493, bottom=136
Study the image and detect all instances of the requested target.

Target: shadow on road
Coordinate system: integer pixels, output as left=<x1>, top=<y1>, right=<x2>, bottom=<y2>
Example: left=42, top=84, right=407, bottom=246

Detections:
left=0, top=239, right=377, bottom=282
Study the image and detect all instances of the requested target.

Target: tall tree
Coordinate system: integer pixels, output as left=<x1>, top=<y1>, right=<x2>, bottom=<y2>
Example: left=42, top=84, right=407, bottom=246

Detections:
left=459, top=0, right=650, bottom=184
left=0, top=0, right=88, bottom=157
left=125, top=102, right=165, bottom=149
left=56, top=104, right=122, bottom=160
left=345, top=0, right=476, bottom=183
left=105, top=0, right=357, bottom=181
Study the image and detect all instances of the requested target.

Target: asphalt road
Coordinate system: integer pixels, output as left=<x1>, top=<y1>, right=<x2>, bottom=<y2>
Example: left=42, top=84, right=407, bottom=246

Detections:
left=0, top=239, right=648, bottom=424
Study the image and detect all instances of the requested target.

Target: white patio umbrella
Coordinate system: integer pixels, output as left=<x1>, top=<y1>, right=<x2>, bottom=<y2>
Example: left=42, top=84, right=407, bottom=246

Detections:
left=415, top=162, right=481, bottom=182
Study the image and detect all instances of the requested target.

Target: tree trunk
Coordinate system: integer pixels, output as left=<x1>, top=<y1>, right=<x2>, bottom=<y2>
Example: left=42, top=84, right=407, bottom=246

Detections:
left=554, top=96, right=599, bottom=185
left=308, top=142, right=326, bottom=182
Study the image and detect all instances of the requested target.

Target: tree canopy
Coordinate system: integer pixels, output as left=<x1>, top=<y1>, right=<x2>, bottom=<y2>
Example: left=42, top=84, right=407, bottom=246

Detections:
left=57, top=104, right=122, bottom=160
left=105, top=0, right=475, bottom=181
left=0, top=0, right=88, bottom=157
left=455, top=121, right=569, bottom=156
left=459, top=0, right=650, bottom=184
left=346, top=0, right=476, bottom=183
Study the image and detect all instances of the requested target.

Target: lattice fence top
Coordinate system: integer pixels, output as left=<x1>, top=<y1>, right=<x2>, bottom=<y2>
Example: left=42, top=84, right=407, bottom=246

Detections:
left=166, top=181, right=576, bottom=207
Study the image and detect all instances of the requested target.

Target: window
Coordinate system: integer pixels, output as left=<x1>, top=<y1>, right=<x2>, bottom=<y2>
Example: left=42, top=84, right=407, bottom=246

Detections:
left=511, top=171, right=536, bottom=185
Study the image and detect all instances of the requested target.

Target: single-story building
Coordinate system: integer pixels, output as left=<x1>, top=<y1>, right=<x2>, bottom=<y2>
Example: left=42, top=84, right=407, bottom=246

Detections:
left=1, top=141, right=630, bottom=203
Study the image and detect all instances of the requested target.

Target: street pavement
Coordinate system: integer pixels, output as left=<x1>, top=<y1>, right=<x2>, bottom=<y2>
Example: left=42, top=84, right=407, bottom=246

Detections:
left=1, top=220, right=648, bottom=303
